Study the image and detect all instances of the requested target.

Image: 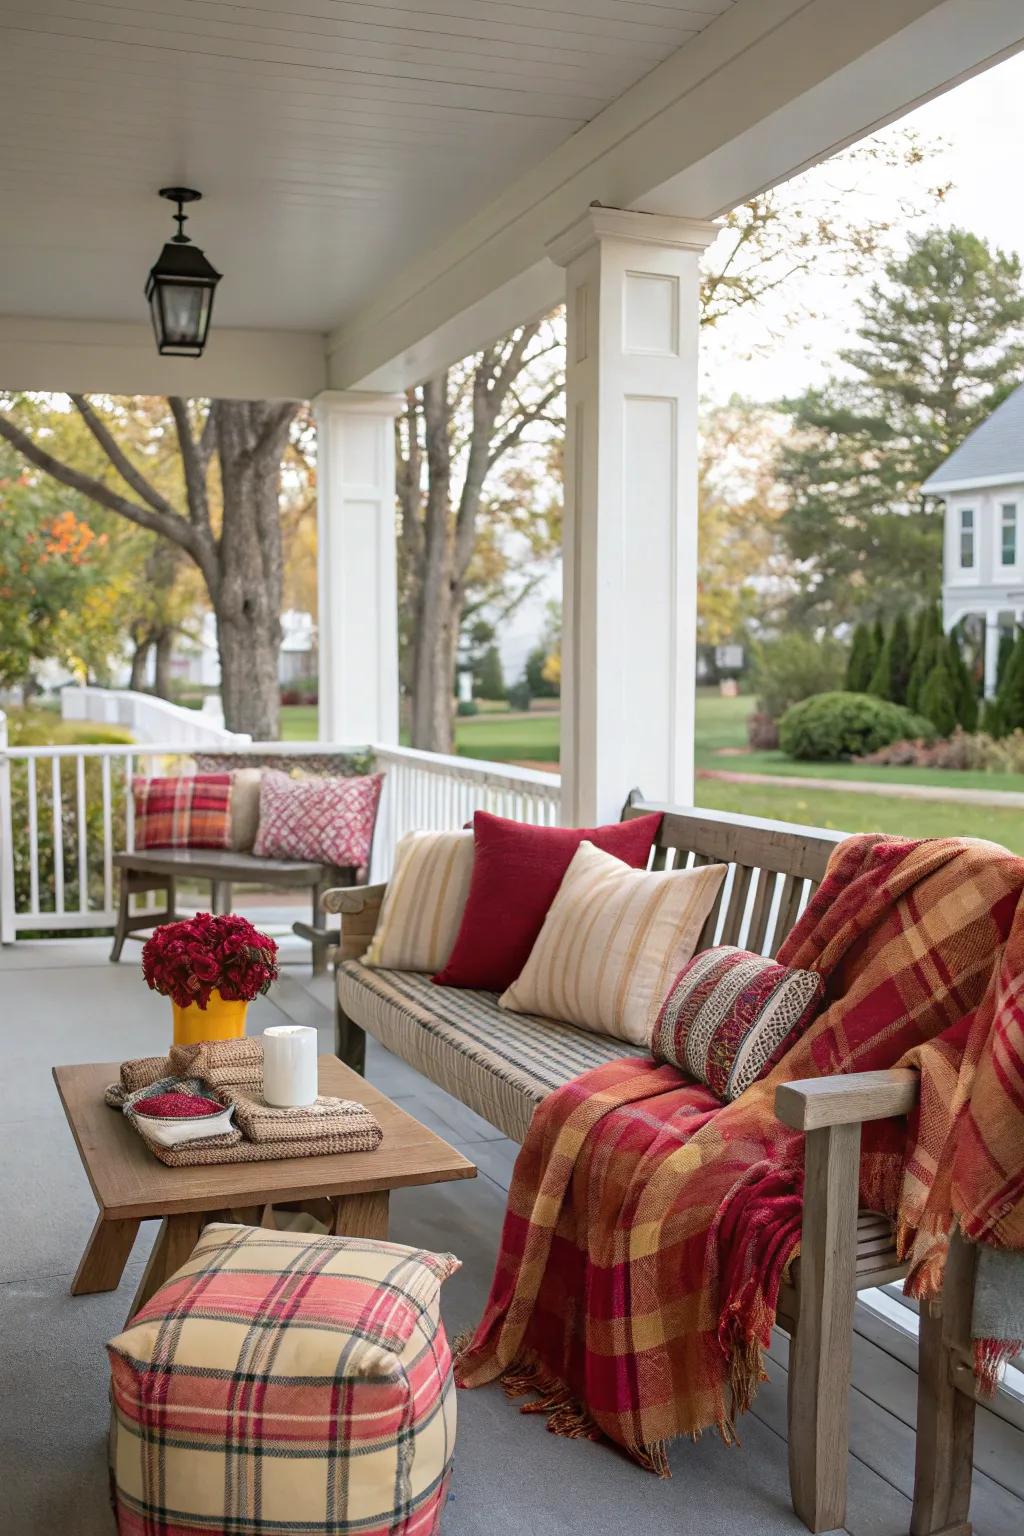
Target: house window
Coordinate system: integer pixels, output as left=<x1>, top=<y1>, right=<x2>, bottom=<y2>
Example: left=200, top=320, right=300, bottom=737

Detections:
left=1001, top=503, right=1018, bottom=566
left=959, top=508, right=975, bottom=569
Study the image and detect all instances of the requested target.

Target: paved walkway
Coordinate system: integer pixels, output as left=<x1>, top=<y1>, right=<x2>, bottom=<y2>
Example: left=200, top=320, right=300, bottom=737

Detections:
left=698, top=767, right=1024, bottom=809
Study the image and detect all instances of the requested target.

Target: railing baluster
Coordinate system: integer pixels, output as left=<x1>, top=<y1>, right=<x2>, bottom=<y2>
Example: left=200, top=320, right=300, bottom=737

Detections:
left=102, top=755, right=113, bottom=914
left=51, top=756, right=65, bottom=914
left=27, top=758, right=39, bottom=914
left=76, top=753, right=88, bottom=913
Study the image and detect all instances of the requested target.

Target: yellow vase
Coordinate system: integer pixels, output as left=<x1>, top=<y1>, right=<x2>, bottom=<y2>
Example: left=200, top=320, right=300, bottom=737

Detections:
left=171, top=990, right=249, bottom=1047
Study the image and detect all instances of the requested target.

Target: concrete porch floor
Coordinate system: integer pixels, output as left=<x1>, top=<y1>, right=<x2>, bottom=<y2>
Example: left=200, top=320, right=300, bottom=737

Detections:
left=1, top=939, right=1021, bottom=1536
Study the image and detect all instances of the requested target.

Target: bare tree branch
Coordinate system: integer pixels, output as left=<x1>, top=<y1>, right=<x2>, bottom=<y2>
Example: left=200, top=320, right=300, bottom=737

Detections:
left=70, top=394, right=181, bottom=524
left=169, top=396, right=213, bottom=541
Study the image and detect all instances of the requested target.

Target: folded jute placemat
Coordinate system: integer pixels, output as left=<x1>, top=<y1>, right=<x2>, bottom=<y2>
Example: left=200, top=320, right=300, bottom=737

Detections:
left=106, top=1039, right=383, bottom=1168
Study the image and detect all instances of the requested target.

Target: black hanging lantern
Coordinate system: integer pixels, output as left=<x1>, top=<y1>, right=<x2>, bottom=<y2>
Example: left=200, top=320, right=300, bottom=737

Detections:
left=145, top=188, right=222, bottom=357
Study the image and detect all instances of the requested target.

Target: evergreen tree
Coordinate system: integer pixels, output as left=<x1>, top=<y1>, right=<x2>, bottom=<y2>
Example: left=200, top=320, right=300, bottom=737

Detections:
left=906, top=606, right=942, bottom=713
left=868, top=623, right=891, bottom=700
left=474, top=644, right=505, bottom=701
left=997, top=629, right=1016, bottom=691
left=888, top=612, right=912, bottom=706
left=778, top=229, right=1024, bottom=630
left=920, top=659, right=958, bottom=738
left=946, top=632, right=978, bottom=732
left=996, top=629, right=1024, bottom=733
left=845, top=621, right=877, bottom=692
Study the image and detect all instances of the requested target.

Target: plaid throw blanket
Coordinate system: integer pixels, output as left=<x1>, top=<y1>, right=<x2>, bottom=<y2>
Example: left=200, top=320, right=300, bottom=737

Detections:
left=455, top=835, right=1024, bottom=1466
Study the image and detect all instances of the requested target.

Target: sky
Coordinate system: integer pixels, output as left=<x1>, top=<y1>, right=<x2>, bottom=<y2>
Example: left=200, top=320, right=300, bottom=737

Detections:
left=501, top=49, right=1024, bottom=680
left=701, top=48, right=1024, bottom=404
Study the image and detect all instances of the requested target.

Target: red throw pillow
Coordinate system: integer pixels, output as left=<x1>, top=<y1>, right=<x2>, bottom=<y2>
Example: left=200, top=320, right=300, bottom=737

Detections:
left=132, top=774, right=232, bottom=851
left=433, top=810, right=662, bottom=992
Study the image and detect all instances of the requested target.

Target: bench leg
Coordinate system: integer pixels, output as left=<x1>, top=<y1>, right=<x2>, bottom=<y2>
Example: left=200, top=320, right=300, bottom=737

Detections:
left=311, top=880, right=330, bottom=976
left=210, top=879, right=233, bottom=915
left=911, top=1231, right=977, bottom=1536
left=787, top=1122, right=860, bottom=1533
left=335, top=994, right=366, bottom=1075
left=110, top=871, right=132, bottom=961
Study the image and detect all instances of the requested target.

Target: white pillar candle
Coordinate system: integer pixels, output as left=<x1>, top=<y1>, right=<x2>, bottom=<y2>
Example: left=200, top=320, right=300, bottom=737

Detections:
left=262, top=1025, right=319, bottom=1108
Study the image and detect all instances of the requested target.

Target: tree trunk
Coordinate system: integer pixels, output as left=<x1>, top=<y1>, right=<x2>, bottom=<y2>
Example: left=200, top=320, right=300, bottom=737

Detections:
left=129, top=635, right=151, bottom=692
left=152, top=629, right=174, bottom=699
left=213, top=402, right=293, bottom=739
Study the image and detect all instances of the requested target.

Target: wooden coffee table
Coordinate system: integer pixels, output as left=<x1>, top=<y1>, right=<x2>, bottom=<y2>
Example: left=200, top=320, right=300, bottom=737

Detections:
left=54, top=1056, right=476, bottom=1320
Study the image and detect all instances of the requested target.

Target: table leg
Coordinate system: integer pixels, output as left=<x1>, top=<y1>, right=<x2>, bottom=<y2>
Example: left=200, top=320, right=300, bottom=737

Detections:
left=331, top=1190, right=390, bottom=1240
left=71, top=1214, right=141, bottom=1295
left=127, top=1212, right=203, bottom=1324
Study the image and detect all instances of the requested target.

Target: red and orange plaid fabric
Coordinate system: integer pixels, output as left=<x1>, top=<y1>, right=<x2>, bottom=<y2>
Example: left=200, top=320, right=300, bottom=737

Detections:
left=132, top=773, right=232, bottom=851
left=108, top=1224, right=460, bottom=1535
left=456, top=835, right=1024, bottom=1467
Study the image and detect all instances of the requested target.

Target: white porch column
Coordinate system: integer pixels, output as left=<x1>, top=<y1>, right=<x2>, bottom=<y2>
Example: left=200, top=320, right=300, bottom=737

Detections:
left=314, top=391, right=404, bottom=745
left=547, top=208, right=717, bottom=825
left=984, top=614, right=1000, bottom=700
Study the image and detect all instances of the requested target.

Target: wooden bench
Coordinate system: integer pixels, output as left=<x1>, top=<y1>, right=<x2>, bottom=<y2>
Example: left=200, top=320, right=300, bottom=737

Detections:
left=323, top=797, right=986, bottom=1535
left=110, top=848, right=357, bottom=975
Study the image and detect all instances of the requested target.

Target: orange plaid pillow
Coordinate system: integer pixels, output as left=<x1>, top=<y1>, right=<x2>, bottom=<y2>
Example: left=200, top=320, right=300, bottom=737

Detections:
left=132, top=774, right=232, bottom=851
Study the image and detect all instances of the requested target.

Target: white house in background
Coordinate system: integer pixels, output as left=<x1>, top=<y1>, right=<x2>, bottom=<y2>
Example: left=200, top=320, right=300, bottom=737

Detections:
left=923, top=383, right=1024, bottom=697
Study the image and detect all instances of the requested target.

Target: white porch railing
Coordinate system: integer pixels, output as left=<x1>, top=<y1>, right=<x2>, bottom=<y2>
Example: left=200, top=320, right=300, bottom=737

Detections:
left=61, top=685, right=250, bottom=748
left=0, top=717, right=561, bottom=941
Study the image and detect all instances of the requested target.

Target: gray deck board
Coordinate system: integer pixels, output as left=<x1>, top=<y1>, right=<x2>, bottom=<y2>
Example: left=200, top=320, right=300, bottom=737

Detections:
left=1, top=939, right=1021, bottom=1535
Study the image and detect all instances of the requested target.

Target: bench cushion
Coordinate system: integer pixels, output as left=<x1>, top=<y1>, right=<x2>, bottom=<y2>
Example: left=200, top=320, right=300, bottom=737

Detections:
left=337, top=959, right=647, bottom=1142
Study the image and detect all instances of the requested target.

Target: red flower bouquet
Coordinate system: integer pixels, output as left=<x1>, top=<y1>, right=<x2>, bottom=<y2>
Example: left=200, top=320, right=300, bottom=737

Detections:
left=142, top=913, right=279, bottom=1010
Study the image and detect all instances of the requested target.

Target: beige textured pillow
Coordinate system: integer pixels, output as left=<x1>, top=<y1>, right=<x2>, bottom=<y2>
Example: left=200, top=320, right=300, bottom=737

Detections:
left=500, top=840, right=726, bottom=1045
left=364, top=830, right=474, bottom=972
left=229, top=768, right=263, bottom=852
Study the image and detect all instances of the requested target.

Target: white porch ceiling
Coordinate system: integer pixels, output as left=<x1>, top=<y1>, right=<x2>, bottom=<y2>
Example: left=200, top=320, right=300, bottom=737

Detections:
left=2, top=0, right=1024, bottom=399
left=0, top=0, right=737, bottom=333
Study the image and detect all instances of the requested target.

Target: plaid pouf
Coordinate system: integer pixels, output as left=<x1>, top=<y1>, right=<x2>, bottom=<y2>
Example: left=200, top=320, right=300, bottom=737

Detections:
left=107, top=1224, right=460, bottom=1535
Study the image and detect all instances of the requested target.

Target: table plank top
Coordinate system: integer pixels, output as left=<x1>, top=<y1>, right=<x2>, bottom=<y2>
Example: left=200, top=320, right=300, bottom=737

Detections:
left=53, top=1057, right=476, bottom=1221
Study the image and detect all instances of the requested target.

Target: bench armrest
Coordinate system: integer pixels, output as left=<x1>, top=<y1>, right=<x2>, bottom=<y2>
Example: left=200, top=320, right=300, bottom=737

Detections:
left=321, top=882, right=387, bottom=963
left=775, top=1068, right=918, bottom=1131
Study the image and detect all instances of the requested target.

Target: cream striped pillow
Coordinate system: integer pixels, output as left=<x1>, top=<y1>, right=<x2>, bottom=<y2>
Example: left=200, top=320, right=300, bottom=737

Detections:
left=363, top=830, right=474, bottom=972
left=499, top=840, right=727, bottom=1045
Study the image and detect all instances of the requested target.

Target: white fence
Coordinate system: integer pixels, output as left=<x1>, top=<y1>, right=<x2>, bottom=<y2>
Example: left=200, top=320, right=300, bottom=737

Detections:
left=0, top=716, right=561, bottom=941
left=61, top=686, right=250, bottom=748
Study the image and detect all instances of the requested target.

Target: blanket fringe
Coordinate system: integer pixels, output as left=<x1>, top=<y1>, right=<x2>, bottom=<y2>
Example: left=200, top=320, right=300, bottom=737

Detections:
left=727, top=1334, right=767, bottom=1426
left=975, top=1336, right=1024, bottom=1398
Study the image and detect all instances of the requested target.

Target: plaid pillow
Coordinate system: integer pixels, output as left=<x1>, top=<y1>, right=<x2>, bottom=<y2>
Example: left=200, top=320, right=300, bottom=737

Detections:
left=651, top=945, right=824, bottom=1101
left=132, top=773, right=232, bottom=851
left=252, top=768, right=383, bottom=867
left=108, top=1223, right=460, bottom=1536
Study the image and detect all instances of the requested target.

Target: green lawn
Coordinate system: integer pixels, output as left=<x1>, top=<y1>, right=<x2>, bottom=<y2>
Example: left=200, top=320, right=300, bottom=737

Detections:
left=277, top=692, right=1024, bottom=850
left=693, top=776, right=1024, bottom=855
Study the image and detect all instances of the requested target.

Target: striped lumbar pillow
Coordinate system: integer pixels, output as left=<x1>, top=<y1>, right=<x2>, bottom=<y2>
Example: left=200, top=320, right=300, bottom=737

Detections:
left=499, top=840, right=726, bottom=1046
left=651, top=946, right=824, bottom=1101
left=363, top=830, right=475, bottom=973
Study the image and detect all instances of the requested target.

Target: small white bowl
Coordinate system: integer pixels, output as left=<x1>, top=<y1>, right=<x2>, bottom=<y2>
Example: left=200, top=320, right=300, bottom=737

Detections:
left=134, top=1103, right=235, bottom=1149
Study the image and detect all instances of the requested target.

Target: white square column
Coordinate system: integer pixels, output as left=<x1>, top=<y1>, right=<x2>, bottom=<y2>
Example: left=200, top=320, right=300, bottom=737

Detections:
left=314, top=391, right=404, bottom=745
left=547, top=208, right=717, bottom=825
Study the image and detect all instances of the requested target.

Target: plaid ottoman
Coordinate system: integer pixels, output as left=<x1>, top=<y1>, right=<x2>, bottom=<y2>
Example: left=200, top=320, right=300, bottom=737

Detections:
left=107, top=1223, right=460, bottom=1535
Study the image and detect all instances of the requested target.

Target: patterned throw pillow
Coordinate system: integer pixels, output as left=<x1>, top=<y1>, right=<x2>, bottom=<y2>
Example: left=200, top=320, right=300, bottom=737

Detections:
left=651, top=946, right=825, bottom=1102
left=132, top=774, right=232, bottom=851
left=253, top=768, right=383, bottom=868
left=364, top=830, right=474, bottom=973
left=108, top=1224, right=459, bottom=1536
left=500, top=840, right=726, bottom=1046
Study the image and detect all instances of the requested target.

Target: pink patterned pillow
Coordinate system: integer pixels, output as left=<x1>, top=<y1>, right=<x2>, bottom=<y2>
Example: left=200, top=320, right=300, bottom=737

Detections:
left=252, top=770, right=383, bottom=868
left=651, top=945, right=824, bottom=1102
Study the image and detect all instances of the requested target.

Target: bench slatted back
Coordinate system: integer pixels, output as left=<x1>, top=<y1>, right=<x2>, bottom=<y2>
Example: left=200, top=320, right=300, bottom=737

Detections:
left=623, top=797, right=844, bottom=959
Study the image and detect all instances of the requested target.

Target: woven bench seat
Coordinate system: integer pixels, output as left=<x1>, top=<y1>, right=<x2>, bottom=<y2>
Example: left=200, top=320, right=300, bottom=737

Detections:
left=337, top=959, right=647, bottom=1142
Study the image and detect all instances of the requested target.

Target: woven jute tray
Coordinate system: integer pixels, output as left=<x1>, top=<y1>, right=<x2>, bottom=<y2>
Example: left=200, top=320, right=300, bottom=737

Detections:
left=107, top=1043, right=384, bottom=1168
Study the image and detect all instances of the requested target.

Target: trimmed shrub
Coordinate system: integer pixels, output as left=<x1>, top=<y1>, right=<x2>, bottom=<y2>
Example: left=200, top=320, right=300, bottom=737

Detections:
left=456, top=699, right=479, bottom=717
left=778, top=692, right=934, bottom=762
